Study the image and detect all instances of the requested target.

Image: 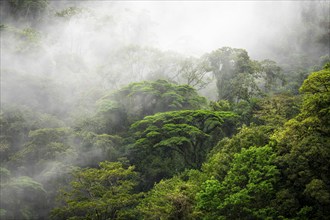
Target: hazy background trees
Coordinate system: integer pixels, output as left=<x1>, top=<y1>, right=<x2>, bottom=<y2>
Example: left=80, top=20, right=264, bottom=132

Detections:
left=0, top=0, right=329, bottom=219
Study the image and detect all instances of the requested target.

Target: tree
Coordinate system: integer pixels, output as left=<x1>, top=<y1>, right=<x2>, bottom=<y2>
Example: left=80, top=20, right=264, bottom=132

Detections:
left=75, top=131, right=124, bottom=167
left=0, top=106, right=31, bottom=163
left=8, top=127, right=75, bottom=176
left=0, top=173, right=48, bottom=220
left=254, top=93, right=301, bottom=127
left=197, top=146, right=279, bottom=219
left=207, top=47, right=260, bottom=102
left=173, top=56, right=213, bottom=90
left=2, top=0, right=49, bottom=22
left=0, top=105, right=64, bottom=163
left=272, top=64, right=330, bottom=219
left=51, top=161, right=142, bottom=220
left=128, top=110, right=237, bottom=190
left=210, top=98, right=261, bottom=126
left=137, top=170, right=206, bottom=220
left=299, top=63, right=330, bottom=121
left=0, top=107, right=73, bottom=219
left=203, top=124, right=274, bottom=181
left=106, top=80, right=207, bottom=119
left=259, top=59, right=284, bottom=93
left=79, top=80, right=207, bottom=134
left=207, top=47, right=284, bottom=102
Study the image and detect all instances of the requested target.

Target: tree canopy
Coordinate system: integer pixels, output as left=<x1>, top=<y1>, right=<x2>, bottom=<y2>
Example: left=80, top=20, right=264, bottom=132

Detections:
left=51, top=161, right=142, bottom=220
left=1, top=2, right=329, bottom=217
left=128, top=110, right=237, bottom=189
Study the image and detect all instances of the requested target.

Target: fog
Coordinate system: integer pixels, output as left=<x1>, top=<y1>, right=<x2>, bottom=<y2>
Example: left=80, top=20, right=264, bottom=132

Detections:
left=1, top=0, right=328, bottom=166
left=60, top=1, right=308, bottom=58
left=1, top=1, right=327, bottom=109
left=122, top=1, right=300, bottom=58
left=0, top=1, right=329, bottom=219
left=1, top=0, right=328, bottom=159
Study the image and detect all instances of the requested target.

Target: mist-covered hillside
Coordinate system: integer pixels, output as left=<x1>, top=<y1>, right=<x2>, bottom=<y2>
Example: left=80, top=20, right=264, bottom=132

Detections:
left=0, top=1, right=329, bottom=219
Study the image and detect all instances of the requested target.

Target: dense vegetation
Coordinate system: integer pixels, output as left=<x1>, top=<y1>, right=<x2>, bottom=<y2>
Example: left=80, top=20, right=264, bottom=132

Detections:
left=1, top=1, right=329, bottom=219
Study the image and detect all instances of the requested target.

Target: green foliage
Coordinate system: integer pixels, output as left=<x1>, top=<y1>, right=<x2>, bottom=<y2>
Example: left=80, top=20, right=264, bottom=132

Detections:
left=138, top=176, right=191, bottom=219
left=255, top=93, right=301, bottom=127
left=259, top=59, right=284, bottom=93
left=209, top=100, right=231, bottom=111
left=77, top=103, right=128, bottom=135
left=1, top=3, right=328, bottom=218
left=299, top=64, right=330, bottom=121
left=8, top=127, right=74, bottom=175
left=6, top=0, right=49, bottom=21
left=211, top=92, right=301, bottom=128
left=129, top=110, right=237, bottom=190
left=197, top=146, right=279, bottom=219
left=0, top=105, right=64, bottom=163
left=0, top=175, right=47, bottom=220
left=0, top=107, right=30, bottom=162
left=55, top=6, right=84, bottom=19
left=137, top=169, right=206, bottom=220
left=76, top=131, right=124, bottom=167
left=231, top=99, right=260, bottom=125
left=2, top=124, right=76, bottom=213
left=80, top=80, right=207, bottom=135
left=51, top=161, right=142, bottom=220
left=304, top=179, right=330, bottom=204
left=103, top=79, right=207, bottom=117
left=0, top=107, right=74, bottom=219
left=207, top=47, right=259, bottom=102
left=210, top=98, right=261, bottom=126
left=272, top=65, right=330, bottom=218
left=207, top=47, right=284, bottom=102
left=203, top=124, right=274, bottom=181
